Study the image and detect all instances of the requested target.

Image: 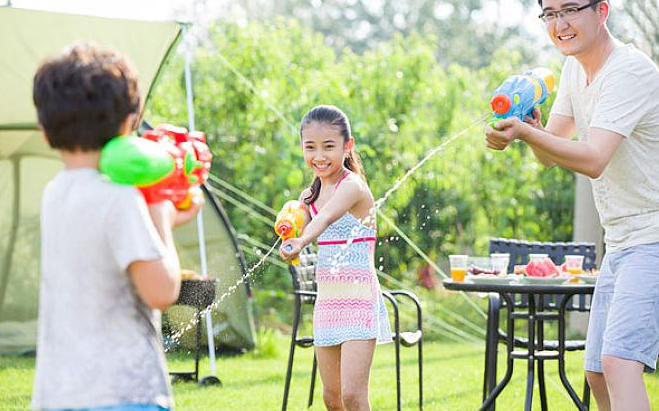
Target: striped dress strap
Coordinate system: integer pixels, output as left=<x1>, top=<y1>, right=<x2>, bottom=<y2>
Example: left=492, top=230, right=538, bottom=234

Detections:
left=308, top=171, right=351, bottom=219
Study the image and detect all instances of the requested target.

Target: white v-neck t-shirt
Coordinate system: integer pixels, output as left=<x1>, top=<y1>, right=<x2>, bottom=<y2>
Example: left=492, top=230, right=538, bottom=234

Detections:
left=551, top=43, right=659, bottom=252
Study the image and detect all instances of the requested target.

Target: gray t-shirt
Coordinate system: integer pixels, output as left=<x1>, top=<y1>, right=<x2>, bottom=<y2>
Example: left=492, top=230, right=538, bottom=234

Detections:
left=551, top=43, right=659, bottom=252
left=31, top=168, right=172, bottom=409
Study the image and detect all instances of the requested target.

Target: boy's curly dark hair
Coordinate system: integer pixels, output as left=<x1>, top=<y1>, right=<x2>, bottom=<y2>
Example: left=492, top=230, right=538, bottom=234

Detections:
left=33, top=43, right=140, bottom=151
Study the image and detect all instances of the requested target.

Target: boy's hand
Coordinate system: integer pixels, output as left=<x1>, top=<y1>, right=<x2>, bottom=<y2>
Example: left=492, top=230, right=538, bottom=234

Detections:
left=280, top=238, right=303, bottom=263
left=147, top=195, right=204, bottom=230
left=173, top=195, right=204, bottom=227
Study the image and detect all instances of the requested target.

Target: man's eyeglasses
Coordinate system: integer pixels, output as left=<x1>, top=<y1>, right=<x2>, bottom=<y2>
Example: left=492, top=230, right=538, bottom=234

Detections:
left=538, top=0, right=602, bottom=23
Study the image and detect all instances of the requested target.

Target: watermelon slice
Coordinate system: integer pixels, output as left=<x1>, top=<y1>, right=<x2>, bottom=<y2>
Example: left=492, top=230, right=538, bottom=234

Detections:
left=525, top=258, right=559, bottom=277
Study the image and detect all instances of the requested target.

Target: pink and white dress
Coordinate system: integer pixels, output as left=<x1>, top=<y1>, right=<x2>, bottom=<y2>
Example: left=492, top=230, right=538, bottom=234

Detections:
left=310, top=173, right=391, bottom=347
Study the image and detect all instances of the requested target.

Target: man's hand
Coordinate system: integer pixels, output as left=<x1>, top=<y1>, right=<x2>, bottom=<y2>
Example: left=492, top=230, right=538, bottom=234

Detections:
left=485, top=116, right=532, bottom=150
left=525, top=107, right=544, bottom=130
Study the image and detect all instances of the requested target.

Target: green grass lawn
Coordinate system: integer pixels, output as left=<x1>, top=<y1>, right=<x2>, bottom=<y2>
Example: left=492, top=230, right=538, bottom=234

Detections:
left=2, top=336, right=659, bottom=410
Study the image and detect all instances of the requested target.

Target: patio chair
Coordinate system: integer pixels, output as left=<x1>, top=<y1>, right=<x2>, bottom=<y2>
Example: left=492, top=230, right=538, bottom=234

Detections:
left=281, top=246, right=423, bottom=411
left=483, top=238, right=597, bottom=411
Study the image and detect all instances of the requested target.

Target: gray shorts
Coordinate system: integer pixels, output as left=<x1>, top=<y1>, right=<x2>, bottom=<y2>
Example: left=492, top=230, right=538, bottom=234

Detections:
left=585, top=242, right=659, bottom=373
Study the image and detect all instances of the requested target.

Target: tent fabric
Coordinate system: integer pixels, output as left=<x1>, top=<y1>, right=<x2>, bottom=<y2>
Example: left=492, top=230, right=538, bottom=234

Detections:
left=0, top=7, right=182, bottom=130
left=0, top=7, right=255, bottom=353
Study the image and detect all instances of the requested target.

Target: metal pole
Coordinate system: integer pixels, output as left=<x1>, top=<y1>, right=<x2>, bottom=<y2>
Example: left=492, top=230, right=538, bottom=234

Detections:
left=183, top=23, right=218, bottom=379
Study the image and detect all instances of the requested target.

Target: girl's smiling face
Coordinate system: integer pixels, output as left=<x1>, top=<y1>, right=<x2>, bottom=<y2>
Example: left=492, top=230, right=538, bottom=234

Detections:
left=301, top=121, right=353, bottom=180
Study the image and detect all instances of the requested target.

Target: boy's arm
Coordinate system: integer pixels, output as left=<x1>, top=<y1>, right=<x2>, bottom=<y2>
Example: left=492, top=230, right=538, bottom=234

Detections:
left=129, top=198, right=203, bottom=311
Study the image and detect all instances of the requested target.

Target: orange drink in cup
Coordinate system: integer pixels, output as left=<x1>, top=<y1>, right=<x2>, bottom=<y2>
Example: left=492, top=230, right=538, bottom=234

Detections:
left=449, top=255, right=468, bottom=282
left=564, top=255, right=584, bottom=274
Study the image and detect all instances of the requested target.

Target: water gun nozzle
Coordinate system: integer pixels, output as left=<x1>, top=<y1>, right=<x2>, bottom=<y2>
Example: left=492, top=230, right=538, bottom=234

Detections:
left=491, top=94, right=512, bottom=115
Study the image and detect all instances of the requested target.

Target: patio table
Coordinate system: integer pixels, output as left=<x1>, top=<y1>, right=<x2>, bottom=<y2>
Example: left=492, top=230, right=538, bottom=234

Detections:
left=443, top=279, right=595, bottom=411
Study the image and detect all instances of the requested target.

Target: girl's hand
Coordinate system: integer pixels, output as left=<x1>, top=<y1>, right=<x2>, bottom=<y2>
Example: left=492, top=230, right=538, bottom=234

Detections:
left=280, top=238, right=303, bottom=263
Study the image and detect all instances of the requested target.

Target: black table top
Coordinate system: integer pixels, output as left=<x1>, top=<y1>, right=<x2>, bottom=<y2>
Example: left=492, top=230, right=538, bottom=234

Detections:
left=443, top=278, right=595, bottom=295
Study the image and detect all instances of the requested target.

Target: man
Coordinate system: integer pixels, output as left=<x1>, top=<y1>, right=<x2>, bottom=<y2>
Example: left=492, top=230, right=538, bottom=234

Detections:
left=485, top=1, right=659, bottom=410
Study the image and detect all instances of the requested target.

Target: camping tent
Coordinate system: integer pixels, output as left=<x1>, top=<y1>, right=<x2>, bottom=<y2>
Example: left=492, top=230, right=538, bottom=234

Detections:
left=0, top=6, right=255, bottom=353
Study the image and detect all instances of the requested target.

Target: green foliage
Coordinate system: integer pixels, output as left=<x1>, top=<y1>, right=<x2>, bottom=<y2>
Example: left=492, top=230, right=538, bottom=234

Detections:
left=145, top=19, right=575, bottom=327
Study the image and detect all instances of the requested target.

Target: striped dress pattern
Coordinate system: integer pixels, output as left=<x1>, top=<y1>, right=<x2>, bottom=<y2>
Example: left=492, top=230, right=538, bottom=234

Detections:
left=310, top=174, right=391, bottom=347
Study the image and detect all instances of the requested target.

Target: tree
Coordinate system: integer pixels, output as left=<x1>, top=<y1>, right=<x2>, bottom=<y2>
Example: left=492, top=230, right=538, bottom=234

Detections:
left=622, top=0, right=659, bottom=63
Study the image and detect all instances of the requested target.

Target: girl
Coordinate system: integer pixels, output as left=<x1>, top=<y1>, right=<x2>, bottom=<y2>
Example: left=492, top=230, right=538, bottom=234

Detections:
left=280, top=105, right=391, bottom=411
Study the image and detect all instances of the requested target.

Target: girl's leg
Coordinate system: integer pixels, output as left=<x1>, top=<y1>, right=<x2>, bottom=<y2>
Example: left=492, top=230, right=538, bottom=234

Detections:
left=585, top=371, right=610, bottom=411
left=602, top=356, right=650, bottom=411
left=340, top=339, right=376, bottom=411
left=316, top=345, right=344, bottom=411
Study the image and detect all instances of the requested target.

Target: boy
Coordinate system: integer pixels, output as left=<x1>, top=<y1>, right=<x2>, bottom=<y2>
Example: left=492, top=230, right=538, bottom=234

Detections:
left=31, top=44, right=202, bottom=411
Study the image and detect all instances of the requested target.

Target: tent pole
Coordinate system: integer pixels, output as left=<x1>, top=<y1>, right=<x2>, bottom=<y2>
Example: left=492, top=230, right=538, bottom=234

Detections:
left=0, top=157, right=20, bottom=317
left=183, top=23, right=219, bottom=380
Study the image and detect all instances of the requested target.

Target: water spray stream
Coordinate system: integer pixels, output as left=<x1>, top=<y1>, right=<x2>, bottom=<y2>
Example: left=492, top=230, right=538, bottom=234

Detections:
left=166, top=239, right=281, bottom=350
left=170, top=115, right=490, bottom=344
left=374, top=114, right=488, bottom=210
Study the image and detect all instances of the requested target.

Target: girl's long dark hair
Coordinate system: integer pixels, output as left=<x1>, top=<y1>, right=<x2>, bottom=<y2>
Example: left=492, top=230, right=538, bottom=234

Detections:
left=300, top=105, right=365, bottom=205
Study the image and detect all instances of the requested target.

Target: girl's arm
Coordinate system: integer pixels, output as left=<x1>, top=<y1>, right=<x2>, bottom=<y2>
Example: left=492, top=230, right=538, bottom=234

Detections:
left=280, top=179, right=366, bottom=262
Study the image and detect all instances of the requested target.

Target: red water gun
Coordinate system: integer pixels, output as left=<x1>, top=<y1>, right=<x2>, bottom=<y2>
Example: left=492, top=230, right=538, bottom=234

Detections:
left=100, top=124, right=212, bottom=209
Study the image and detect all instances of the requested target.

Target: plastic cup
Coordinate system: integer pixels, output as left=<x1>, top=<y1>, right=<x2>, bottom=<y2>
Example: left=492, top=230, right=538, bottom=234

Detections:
left=449, top=255, right=468, bottom=282
left=529, top=253, right=548, bottom=263
left=490, top=253, right=510, bottom=275
left=564, top=255, right=584, bottom=274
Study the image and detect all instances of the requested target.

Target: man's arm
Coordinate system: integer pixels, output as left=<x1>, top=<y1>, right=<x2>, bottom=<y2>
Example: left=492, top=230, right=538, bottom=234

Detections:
left=529, top=113, right=576, bottom=167
left=487, top=116, right=623, bottom=178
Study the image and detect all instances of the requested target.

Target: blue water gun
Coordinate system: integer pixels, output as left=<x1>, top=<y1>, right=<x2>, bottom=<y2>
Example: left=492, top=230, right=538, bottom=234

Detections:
left=490, top=67, right=556, bottom=127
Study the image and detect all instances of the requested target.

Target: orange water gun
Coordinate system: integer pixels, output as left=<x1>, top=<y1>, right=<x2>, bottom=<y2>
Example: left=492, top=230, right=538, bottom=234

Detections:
left=274, top=200, right=306, bottom=265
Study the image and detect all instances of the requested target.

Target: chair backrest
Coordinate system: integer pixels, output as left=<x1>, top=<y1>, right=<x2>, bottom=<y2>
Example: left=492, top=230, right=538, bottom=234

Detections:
left=489, top=237, right=597, bottom=273
left=489, top=238, right=596, bottom=311
left=288, top=246, right=318, bottom=304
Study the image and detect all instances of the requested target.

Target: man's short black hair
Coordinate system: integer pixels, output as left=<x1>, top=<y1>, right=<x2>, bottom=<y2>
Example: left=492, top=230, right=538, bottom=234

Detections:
left=33, top=43, right=140, bottom=151
left=537, top=0, right=603, bottom=9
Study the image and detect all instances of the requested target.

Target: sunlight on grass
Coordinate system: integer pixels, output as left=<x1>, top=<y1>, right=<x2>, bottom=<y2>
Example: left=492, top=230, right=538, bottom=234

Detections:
left=2, top=335, right=659, bottom=410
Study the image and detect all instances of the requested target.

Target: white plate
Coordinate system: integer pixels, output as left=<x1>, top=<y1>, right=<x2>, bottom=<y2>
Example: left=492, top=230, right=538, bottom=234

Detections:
left=465, top=274, right=515, bottom=285
left=577, top=274, right=598, bottom=284
left=518, top=276, right=571, bottom=285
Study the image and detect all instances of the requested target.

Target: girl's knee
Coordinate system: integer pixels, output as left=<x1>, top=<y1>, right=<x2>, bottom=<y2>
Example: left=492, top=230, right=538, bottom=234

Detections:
left=323, top=388, right=343, bottom=411
left=341, top=389, right=368, bottom=410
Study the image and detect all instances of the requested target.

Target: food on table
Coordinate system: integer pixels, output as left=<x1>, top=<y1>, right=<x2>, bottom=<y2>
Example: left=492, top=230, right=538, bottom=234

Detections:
left=513, top=265, right=527, bottom=275
left=524, top=258, right=560, bottom=277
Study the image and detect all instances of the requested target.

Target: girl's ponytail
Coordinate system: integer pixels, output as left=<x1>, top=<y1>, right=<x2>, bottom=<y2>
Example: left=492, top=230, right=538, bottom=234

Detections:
left=344, top=148, right=366, bottom=182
